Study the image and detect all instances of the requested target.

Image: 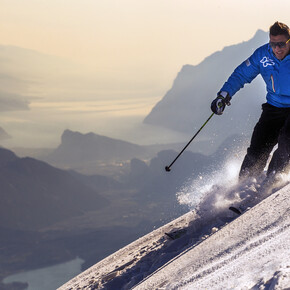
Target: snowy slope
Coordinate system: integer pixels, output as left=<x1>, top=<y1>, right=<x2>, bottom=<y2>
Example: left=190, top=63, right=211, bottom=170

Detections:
left=59, top=181, right=290, bottom=290
left=135, top=183, right=290, bottom=289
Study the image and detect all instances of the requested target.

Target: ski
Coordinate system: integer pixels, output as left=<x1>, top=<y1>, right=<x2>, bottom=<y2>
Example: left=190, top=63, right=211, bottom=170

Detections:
left=165, top=229, right=187, bottom=240
left=229, top=206, right=242, bottom=215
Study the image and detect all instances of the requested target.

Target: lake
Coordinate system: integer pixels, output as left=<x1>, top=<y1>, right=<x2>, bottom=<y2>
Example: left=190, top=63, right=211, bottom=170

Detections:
left=3, top=257, right=84, bottom=290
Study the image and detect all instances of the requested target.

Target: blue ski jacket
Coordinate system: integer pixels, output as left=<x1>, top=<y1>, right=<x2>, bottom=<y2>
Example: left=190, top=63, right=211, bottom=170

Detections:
left=220, top=43, right=290, bottom=108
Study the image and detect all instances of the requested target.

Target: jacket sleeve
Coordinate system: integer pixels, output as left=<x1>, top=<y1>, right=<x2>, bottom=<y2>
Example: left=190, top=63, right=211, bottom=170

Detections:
left=220, top=49, right=261, bottom=97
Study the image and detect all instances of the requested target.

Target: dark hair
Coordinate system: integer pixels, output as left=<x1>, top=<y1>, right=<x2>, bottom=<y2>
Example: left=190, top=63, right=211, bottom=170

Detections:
left=269, top=21, right=290, bottom=38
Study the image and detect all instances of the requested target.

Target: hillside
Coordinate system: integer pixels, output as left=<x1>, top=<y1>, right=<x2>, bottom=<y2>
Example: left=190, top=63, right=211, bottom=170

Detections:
left=0, top=147, right=109, bottom=230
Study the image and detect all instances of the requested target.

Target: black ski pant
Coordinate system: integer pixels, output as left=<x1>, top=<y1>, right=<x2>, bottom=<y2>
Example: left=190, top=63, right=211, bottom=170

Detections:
left=239, top=103, right=290, bottom=179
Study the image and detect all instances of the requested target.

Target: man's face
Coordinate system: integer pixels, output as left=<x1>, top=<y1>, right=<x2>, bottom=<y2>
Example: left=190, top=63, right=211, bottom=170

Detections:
left=269, top=34, right=290, bottom=60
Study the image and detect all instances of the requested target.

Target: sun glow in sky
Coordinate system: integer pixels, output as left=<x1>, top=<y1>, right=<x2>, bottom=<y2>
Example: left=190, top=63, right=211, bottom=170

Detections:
left=0, top=0, right=289, bottom=147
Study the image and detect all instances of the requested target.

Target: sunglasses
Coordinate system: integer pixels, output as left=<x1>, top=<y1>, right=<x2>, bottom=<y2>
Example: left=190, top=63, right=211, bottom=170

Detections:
left=269, top=39, right=290, bottom=48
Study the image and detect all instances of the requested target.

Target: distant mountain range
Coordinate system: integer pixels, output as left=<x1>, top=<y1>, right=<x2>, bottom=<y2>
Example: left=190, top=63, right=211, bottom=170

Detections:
left=40, top=129, right=227, bottom=176
left=42, top=130, right=152, bottom=172
left=41, top=129, right=191, bottom=175
left=1, top=129, right=248, bottom=232
left=10, top=126, right=249, bottom=179
left=144, top=30, right=269, bottom=145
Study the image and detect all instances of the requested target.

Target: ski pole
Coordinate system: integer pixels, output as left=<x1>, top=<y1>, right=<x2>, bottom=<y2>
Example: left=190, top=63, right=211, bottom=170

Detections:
left=165, top=112, right=214, bottom=172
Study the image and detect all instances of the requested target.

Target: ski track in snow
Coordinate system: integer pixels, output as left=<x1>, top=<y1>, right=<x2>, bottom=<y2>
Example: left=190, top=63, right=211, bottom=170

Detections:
left=178, top=227, right=289, bottom=289
left=59, top=177, right=290, bottom=290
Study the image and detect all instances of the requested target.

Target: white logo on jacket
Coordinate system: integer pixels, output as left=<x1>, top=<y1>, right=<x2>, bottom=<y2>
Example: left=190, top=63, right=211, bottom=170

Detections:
left=260, top=56, right=275, bottom=67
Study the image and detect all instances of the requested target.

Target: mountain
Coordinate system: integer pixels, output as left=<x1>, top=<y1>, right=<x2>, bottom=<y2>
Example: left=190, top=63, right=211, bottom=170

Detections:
left=0, top=148, right=109, bottom=230
left=43, top=130, right=153, bottom=174
left=144, top=30, right=269, bottom=145
left=59, top=181, right=290, bottom=289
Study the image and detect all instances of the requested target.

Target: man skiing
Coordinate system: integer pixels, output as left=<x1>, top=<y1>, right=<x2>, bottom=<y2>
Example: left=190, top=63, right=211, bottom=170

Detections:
left=211, top=21, right=290, bottom=184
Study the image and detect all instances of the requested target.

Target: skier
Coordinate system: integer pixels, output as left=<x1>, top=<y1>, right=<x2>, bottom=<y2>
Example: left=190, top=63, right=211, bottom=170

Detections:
left=211, top=21, right=290, bottom=185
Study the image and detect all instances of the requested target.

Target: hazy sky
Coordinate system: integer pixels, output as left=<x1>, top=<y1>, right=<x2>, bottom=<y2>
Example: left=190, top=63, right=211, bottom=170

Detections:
left=2, top=0, right=289, bottom=86
left=1, top=0, right=290, bottom=147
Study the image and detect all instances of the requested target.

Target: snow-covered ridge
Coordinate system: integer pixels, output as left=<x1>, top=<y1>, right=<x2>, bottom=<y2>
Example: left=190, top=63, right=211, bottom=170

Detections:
left=59, top=183, right=290, bottom=289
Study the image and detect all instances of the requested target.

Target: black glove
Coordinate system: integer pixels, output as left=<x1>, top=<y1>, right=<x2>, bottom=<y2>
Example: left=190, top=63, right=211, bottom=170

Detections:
left=211, top=92, right=231, bottom=115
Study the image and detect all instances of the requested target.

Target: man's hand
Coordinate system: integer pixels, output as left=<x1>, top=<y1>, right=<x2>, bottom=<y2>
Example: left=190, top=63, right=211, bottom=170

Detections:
left=211, top=91, right=231, bottom=115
